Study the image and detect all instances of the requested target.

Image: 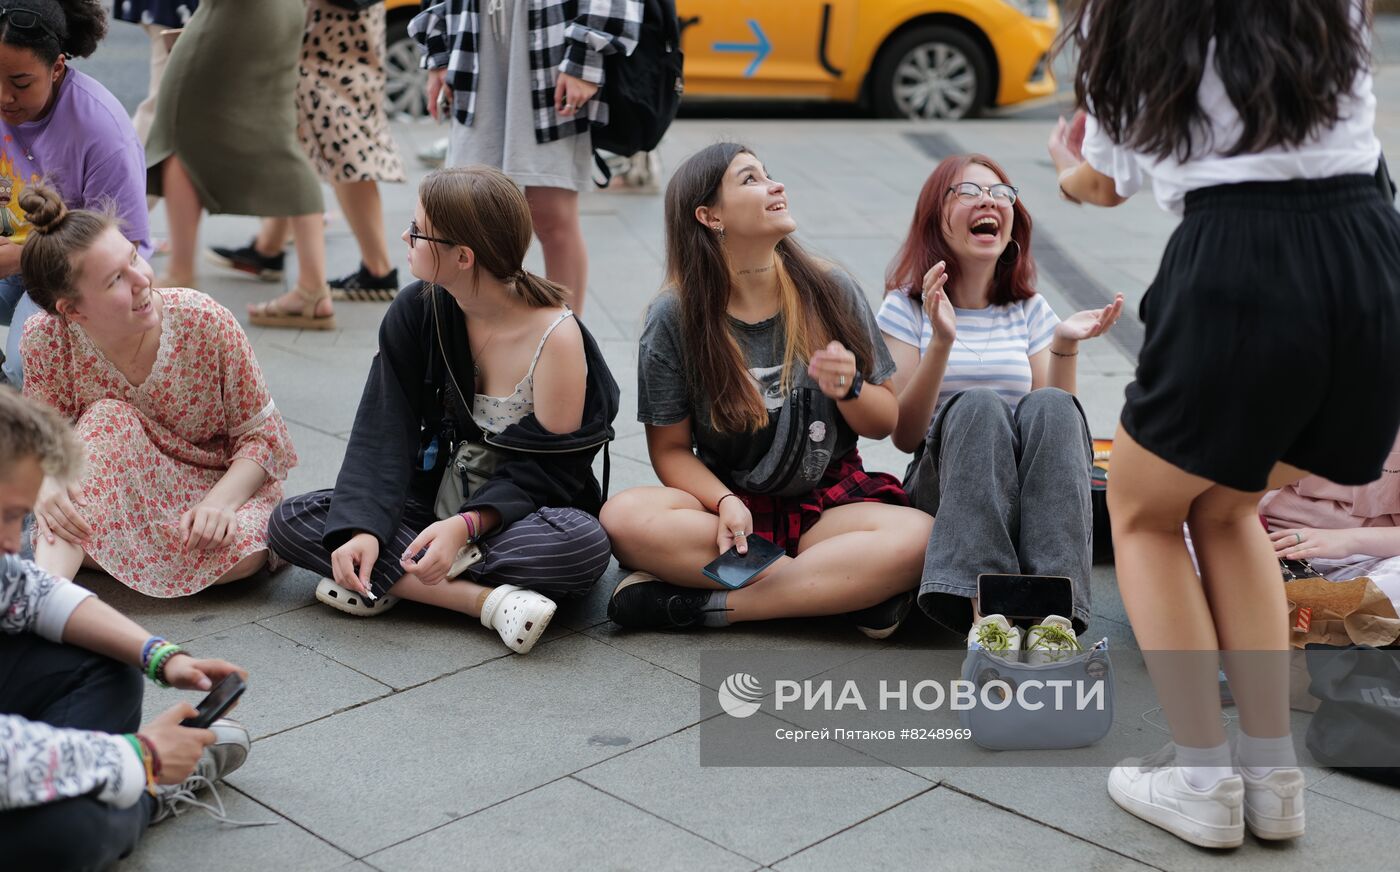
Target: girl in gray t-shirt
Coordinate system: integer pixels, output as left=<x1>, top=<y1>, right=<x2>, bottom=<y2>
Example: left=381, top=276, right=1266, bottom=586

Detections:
left=599, top=143, right=933, bottom=639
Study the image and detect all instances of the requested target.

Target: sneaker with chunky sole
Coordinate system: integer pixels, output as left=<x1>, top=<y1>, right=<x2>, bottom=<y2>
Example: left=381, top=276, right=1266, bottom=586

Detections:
left=967, top=614, right=1022, bottom=652
left=1108, top=753, right=1245, bottom=849
left=607, top=571, right=726, bottom=629
left=1025, top=614, right=1083, bottom=663
left=1241, top=767, right=1305, bottom=840
left=153, top=719, right=272, bottom=827
left=205, top=240, right=284, bottom=281
left=849, top=591, right=914, bottom=639
left=328, top=264, right=399, bottom=301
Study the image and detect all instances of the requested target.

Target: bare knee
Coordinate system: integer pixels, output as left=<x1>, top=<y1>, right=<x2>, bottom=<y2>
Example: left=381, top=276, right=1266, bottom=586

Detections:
left=1186, top=487, right=1261, bottom=537
left=215, top=550, right=267, bottom=584
left=527, top=195, right=578, bottom=244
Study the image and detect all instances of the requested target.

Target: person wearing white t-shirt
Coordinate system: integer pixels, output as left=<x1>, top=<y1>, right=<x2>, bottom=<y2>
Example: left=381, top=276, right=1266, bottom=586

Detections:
left=877, top=153, right=1123, bottom=639
left=1048, top=0, right=1400, bottom=850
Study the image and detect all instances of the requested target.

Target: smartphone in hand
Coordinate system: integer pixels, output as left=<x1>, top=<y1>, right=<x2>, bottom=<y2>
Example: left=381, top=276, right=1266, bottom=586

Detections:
left=702, top=537, right=785, bottom=589
left=180, top=673, right=247, bottom=729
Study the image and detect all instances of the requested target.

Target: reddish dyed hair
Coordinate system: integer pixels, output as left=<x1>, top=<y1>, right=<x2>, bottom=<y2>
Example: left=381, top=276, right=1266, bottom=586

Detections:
left=885, top=154, right=1037, bottom=307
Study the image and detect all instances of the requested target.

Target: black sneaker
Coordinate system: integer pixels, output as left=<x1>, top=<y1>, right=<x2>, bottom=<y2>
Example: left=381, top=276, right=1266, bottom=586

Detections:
left=849, top=591, right=915, bottom=640
left=205, top=240, right=284, bottom=281
left=328, top=264, right=399, bottom=301
left=607, top=571, right=727, bottom=629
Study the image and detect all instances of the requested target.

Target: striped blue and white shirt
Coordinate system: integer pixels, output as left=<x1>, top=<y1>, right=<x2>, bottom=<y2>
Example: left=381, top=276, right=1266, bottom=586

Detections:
left=876, top=289, right=1060, bottom=413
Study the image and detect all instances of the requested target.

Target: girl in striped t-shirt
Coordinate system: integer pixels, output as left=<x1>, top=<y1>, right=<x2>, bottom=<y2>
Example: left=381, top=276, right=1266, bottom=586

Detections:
left=877, top=154, right=1123, bottom=637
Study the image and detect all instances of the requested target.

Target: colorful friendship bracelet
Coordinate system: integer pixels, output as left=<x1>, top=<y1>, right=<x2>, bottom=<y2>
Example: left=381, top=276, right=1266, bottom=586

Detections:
left=135, top=732, right=162, bottom=780
left=146, top=643, right=184, bottom=688
left=140, top=636, right=166, bottom=674
left=122, top=733, right=157, bottom=795
left=459, top=511, right=478, bottom=542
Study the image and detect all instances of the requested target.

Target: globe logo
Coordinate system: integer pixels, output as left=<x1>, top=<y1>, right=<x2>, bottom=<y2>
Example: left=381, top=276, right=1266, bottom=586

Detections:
left=718, top=672, right=764, bottom=718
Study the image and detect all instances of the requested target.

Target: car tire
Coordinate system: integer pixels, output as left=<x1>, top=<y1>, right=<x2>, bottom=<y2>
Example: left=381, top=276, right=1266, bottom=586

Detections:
left=384, top=12, right=428, bottom=120
left=871, top=25, right=992, bottom=120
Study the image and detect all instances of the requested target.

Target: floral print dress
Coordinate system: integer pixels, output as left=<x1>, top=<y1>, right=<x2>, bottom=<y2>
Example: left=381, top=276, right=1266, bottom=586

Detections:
left=20, top=288, right=297, bottom=596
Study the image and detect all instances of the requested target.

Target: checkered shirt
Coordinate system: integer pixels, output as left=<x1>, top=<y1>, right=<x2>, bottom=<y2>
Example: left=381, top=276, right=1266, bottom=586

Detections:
left=410, top=0, right=642, bottom=144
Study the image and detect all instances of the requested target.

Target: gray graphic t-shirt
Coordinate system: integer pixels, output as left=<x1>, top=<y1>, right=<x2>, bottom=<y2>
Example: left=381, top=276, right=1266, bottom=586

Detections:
left=636, top=268, right=896, bottom=488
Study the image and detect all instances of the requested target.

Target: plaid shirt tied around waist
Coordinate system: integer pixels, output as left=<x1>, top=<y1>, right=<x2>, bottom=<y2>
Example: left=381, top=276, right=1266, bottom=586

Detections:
left=410, top=0, right=642, bottom=145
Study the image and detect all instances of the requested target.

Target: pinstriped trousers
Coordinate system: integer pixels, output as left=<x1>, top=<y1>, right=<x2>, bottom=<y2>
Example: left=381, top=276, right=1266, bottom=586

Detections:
left=267, top=490, right=612, bottom=599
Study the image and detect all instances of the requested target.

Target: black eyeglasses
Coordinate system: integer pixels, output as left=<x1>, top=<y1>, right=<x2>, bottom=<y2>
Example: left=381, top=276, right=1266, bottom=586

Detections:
left=946, top=182, right=1019, bottom=206
left=0, top=8, right=60, bottom=42
left=407, top=219, right=456, bottom=249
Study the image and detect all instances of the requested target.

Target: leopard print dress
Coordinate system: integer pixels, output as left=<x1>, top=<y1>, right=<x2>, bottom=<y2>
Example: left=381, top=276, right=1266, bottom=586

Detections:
left=296, top=0, right=406, bottom=185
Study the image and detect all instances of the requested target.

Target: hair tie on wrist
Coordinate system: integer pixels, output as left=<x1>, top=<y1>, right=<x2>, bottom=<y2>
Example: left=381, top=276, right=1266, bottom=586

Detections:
left=716, top=493, right=739, bottom=512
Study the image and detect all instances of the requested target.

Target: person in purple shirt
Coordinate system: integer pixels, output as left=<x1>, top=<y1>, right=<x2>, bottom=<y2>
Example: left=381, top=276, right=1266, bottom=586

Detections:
left=0, top=1, right=149, bottom=388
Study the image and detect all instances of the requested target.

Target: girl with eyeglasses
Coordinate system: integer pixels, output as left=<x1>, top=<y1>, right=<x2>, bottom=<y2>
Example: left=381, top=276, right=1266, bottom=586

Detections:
left=877, top=153, right=1123, bottom=645
left=0, top=0, right=149, bottom=388
left=267, top=167, right=617, bottom=655
left=1048, top=0, right=1400, bottom=848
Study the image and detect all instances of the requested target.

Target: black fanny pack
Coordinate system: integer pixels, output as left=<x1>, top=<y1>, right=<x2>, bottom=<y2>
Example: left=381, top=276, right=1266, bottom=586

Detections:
left=730, top=378, right=839, bottom=498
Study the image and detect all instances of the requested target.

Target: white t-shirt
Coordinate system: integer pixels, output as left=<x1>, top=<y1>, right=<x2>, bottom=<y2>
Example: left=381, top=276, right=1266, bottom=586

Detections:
left=876, top=290, right=1060, bottom=414
left=1082, top=23, right=1380, bottom=215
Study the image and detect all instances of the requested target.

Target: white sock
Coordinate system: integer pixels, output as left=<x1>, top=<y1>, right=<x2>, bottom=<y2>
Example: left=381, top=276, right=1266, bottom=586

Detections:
left=1235, top=732, right=1298, bottom=779
left=1174, top=741, right=1234, bottom=791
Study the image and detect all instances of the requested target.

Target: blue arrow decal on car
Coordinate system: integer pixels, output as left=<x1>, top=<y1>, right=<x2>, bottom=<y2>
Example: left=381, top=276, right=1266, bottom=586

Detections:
left=713, top=20, right=771, bottom=78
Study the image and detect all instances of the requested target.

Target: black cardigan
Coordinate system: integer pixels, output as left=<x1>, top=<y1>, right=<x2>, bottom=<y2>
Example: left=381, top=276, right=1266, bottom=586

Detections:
left=322, top=282, right=620, bottom=551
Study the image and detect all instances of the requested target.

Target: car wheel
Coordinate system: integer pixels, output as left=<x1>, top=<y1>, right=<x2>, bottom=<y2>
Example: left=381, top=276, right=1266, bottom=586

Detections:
left=384, top=14, right=428, bottom=120
left=872, top=25, right=991, bottom=120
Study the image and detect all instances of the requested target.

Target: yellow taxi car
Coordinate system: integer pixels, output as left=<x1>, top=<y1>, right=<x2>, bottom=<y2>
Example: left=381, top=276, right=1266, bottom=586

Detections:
left=384, top=0, right=1057, bottom=120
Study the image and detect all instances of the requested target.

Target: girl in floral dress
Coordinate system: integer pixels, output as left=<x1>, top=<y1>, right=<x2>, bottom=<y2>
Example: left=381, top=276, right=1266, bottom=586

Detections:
left=16, top=183, right=296, bottom=596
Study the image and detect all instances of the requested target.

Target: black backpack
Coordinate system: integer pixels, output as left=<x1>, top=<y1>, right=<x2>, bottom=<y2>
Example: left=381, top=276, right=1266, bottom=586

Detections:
left=591, top=0, right=683, bottom=174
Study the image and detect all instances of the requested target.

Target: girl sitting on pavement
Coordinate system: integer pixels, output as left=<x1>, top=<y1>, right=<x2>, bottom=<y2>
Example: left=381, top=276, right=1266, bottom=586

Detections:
left=878, top=153, right=1123, bottom=647
left=267, top=167, right=616, bottom=655
left=600, top=142, right=932, bottom=636
left=19, top=184, right=296, bottom=596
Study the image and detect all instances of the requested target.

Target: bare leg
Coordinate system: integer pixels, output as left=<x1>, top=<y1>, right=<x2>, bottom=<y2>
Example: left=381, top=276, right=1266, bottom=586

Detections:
left=601, top=487, right=930, bottom=621
left=160, top=157, right=203, bottom=286
left=524, top=186, right=587, bottom=315
left=248, top=213, right=333, bottom=318
left=213, top=550, right=269, bottom=584
left=387, top=573, right=491, bottom=618
left=255, top=218, right=291, bottom=258
left=331, top=180, right=393, bottom=276
left=34, top=536, right=85, bottom=581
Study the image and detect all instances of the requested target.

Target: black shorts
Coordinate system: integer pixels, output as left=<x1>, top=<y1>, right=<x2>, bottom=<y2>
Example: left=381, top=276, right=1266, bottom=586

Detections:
left=1121, top=174, right=1400, bottom=491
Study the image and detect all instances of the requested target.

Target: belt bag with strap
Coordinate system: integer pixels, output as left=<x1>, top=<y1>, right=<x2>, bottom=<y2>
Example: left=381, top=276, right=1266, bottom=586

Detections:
left=729, top=380, right=839, bottom=498
left=434, top=440, right=505, bottom=520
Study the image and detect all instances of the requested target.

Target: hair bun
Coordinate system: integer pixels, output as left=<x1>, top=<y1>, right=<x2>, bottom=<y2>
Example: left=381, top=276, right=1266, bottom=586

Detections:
left=19, top=185, right=67, bottom=235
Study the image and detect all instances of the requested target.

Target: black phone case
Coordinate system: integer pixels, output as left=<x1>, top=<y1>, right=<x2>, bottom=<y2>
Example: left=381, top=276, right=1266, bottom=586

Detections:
left=702, top=539, right=785, bottom=589
left=181, top=674, right=246, bottom=729
left=976, top=574, right=1074, bottom=625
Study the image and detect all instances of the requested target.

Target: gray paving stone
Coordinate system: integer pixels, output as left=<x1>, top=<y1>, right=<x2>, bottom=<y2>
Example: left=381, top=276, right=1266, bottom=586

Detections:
left=1308, top=770, right=1400, bottom=823
left=576, top=717, right=933, bottom=866
left=367, top=777, right=754, bottom=872
left=73, top=565, right=318, bottom=647
left=114, top=789, right=352, bottom=872
left=256, top=597, right=572, bottom=692
left=774, top=786, right=1153, bottom=872
left=228, top=634, right=704, bottom=856
left=141, top=621, right=391, bottom=740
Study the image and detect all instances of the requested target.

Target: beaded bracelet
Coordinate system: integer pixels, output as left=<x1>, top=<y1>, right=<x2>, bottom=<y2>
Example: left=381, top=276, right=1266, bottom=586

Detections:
left=146, top=643, right=184, bottom=688
left=140, top=636, right=166, bottom=674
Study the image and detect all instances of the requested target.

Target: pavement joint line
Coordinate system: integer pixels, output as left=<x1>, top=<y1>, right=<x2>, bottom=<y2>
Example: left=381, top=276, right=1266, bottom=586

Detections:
left=280, top=415, right=352, bottom=443
left=937, top=781, right=1170, bottom=871
left=575, top=626, right=720, bottom=691
left=764, top=783, right=941, bottom=867
left=1300, top=784, right=1400, bottom=825
left=560, top=773, right=771, bottom=868
left=253, top=617, right=402, bottom=690
left=220, top=782, right=359, bottom=866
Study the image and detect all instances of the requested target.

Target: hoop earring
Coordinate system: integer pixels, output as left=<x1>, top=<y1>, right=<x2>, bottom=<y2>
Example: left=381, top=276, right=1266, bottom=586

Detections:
left=998, top=238, right=1021, bottom=266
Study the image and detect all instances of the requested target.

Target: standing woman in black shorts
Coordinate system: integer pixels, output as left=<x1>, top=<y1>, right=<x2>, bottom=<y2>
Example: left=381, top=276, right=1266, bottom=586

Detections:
left=1050, top=0, right=1400, bottom=850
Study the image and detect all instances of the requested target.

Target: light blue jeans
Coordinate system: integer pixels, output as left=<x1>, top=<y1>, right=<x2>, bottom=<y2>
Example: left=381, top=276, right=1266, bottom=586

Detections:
left=0, top=274, right=38, bottom=388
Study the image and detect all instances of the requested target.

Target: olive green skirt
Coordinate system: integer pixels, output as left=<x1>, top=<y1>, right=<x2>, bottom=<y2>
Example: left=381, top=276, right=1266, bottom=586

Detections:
left=146, top=0, right=323, bottom=216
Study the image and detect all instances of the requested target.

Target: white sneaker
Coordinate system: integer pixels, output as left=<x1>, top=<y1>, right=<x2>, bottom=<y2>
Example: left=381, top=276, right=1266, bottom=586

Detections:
left=1240, top=767, right=1306, bottom=840
left=153, top=719, right=273, bottom=827
left=480, top=584, right=556, bottom=654
left=967, top=614, right=1022, bottom=653
left=1024, top=614, right=1083, bottom=663
left=1108, top=753, right=1244, bottom=849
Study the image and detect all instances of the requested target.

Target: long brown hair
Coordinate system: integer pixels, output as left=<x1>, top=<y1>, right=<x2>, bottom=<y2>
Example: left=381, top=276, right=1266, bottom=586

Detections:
left=886, top=154, right=1037, bottom=307
left=663, top=142, right=874, bottom=434
left=1056, top=0, right=1370, bottom=161
left=419, top=166, right=569, bottom=308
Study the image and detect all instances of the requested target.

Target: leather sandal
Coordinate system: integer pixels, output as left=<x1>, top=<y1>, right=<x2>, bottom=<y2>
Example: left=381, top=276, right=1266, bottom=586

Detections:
left=248, top=285, right=337, bottom=331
